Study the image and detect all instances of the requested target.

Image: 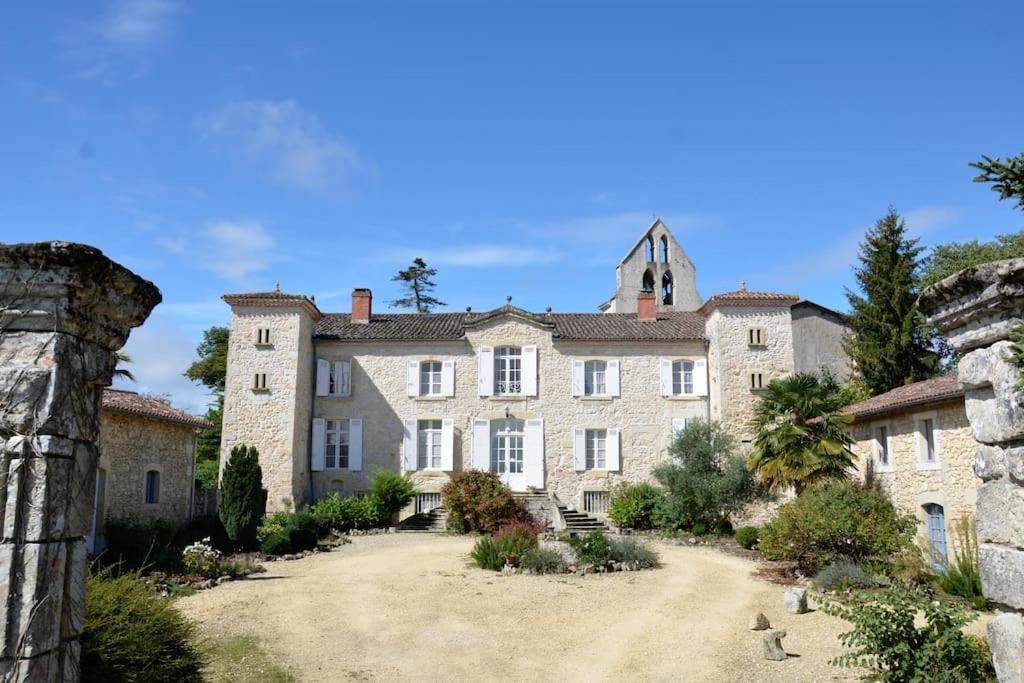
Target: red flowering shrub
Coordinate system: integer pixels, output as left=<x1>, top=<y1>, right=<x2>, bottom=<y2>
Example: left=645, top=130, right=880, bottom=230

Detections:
left=441, top=470, right=527, bottom=533
left=493, top=515, right=547, bottom=542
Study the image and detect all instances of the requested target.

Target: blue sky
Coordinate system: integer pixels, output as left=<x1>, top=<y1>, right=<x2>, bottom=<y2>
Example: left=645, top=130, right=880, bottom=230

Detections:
left=2, top=1, right=1021, bottom=413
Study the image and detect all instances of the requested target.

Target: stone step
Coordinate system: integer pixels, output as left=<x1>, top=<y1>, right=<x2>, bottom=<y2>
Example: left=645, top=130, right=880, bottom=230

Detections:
left=398, top=508, right=448, bottom=532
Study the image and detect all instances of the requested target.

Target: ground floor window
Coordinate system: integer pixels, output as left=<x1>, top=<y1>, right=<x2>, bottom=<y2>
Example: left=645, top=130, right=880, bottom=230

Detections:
left=417, top=419, right=443, bottom=469
left=416, top=492, right=442, bottom=513
left=924, top=503, right=947, bottom=569
left=491, top=420, right=524, bottom=474
left=583, top=490, right=609, bottom=515
left=144, top=470, right=160, bottom=505
left=326, top=419, right=350, bottom=469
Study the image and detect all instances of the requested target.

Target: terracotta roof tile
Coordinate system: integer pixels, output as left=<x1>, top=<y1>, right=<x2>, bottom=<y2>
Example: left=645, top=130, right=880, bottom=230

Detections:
left=549, top=312, right=706, bottom=341
left=842, top=374, right=964, bottom=420
left=102, top=389, right=212, bottom=429
left=222, top=291, right=322, bottom=320
left=315, top=313, right=468, bottom=341
left=698, top=289, right=800, bottom=315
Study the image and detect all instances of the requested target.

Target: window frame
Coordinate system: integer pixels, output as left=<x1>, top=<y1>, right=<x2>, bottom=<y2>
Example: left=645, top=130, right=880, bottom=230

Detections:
left=585, top=428, right=608, bottom=470
left=417, top=419, right=444, bottom=470
left=143, top=468, right=161, bottom=505
left=325, top=419, right=351, bottom=470
left=419, top=360, right=443, bottom=397
left=583, top=360, right=608, bottom=396
left=749, top=372, right=765, bottom=392
left=328, top=360, right=351, bottom=397
left=494, top=346, right=523, bottom=396
left=490, top=419, right=525, bottom=474
left=871, top=422, right=893, bottom=472
left=747, top=327, right=766, bottom=347
left=915, top=412, right=941, bottom=470
left=255, top=327, right=272, bottom=346
left=671, top=360, right=695, bottom=396
left=252, top=372, right=268, bottom=391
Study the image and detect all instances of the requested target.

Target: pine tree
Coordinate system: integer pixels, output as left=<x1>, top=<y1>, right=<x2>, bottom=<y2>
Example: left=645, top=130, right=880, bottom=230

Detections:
left=218, top=445, right=264, bottom=549
left=390, top=257, right=445, bottom=313
left=971, top=153, right=1024, bottom=210
left=844, top=208, right=939, bottom=395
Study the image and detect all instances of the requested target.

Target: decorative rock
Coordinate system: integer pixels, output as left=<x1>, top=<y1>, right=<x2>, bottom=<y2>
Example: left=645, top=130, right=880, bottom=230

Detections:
left=987, top=612, right=1024, bottom=683
left=980, top=544, right=1024, bottom=611
left=784, top=587, right=809, bottom=614
left=762, top=630, right=788, bottom=661
left=976, top=480, right=1024, bottom=548
left=750, top=613, right=770, bottom=631
left=216, top=575, right=233, bottom=585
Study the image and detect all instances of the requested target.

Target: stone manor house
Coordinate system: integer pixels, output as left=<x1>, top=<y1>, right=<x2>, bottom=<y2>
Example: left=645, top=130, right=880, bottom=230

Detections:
left=219, top=219, right=850, bottom=517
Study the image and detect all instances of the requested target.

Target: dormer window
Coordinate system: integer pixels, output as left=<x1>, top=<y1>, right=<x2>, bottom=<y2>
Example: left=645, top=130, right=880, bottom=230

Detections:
left=494, top=346, right=522, bottom=395
left=747, top=327, right=766, bottom=346
left=255, top=328, right=272, bottom=345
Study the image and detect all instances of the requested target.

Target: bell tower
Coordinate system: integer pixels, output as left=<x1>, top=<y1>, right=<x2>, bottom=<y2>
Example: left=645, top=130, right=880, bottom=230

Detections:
left=601, top=218, right=702, bottom=313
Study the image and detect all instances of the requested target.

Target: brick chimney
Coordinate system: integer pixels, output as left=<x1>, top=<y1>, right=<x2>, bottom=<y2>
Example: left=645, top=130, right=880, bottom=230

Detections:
left=637, top=291, right=656, bottom=320
left=351, top=288, right=372, bottom=324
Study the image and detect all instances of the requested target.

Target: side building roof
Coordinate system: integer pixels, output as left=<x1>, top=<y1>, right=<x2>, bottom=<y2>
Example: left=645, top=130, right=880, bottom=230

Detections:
left=102, top=389, right=212, bottom=429
left=841, top=374, right=964, bottom=422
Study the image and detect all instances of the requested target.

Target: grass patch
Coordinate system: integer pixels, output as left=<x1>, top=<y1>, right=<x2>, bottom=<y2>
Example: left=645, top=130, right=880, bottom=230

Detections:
left=204, top=635, right=294, bottom=683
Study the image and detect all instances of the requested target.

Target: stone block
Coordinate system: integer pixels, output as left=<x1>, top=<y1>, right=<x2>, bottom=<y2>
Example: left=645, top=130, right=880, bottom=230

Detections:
left=762, top=630, right=787, bottom=661
left=750, top=613, right=770, bottom=630
left=60, top=638, right=81, bottom=683
left=965, top=387, right=1024, bottom=446
left=61, top=541, right=86, bottom=641
left=67, top=443, right=98, bottom=539
left=987, top=612, right=1024, bottom=683
left=784, top=587, right=809, bottom=614
left=977, top=480, right=1024, bottom=548
left=3, top=457, right=76, bottom=542
left=975, top=445, right=1007, bottom=481
left=980, top=543, right=1024, bottom=611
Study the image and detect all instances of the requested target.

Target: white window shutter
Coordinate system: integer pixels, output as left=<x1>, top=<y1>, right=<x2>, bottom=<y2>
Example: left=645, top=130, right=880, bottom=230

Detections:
left=607, top=360, right=621, bottom=397
left=338, top=361, right=352, bottom=397
left=441, top=418, right=455, bottom=471
left=472, top=419, right=491, bottom=470
left=311, top=418, right=326, bottom=471
left=607, top=428, right=620, bottom=472
left=478, top=347, right=494, bottom=397
left=349, top=419, right=363, bottom=471
left=407, top=361, right=419, bottom=398
left=316, top=359, right=330, bottom=397
left=571, top=360, right=584, bottom=397
left=693, top=358, right=707, bottom=396
left=660, top=358, right=673, bottom=396
left=522, top=346, right=538, bottom=396
left=524, top=419, right=544, bottom=489
left=441, top=360, right=455, bottom=397
left=573, top=427, right=586, bottom=472
left=403, top=419, right=417, bottom=471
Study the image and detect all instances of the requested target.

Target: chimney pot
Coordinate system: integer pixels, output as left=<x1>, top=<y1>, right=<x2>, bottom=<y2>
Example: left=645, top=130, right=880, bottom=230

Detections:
left=351, top=288, right=372, bottom=324
left=637, top=291, right=657, bottom=321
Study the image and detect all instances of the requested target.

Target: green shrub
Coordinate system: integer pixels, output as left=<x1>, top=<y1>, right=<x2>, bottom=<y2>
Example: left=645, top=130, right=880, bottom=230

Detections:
left=568, top=530, right=612, bottom=566
left=758, top=481, right=916, bottom=573
left=101, top=519, right=182, bottom=573
left=471, top=536, right=503, bottom=571
left=219, top=444, right=265, bottom=550
left=653, top=419, right=757, bottom=532
left=310, top=493, right=381, bottom=534
left=368, top=470, right=418, bottom=522
left=286, top=511, right=320, bottom=552
left=521, top=547, right=565, bottom=574
left=260, top=533, right=291, bottom=556
left=812, top=560, right=878, bottom=591
left=82, top=569, right=205, bottom=682
left=939, top=517, right=986, bottom=606
left=493, top=527, right=536, bottom=566
left=608, top=537, right=659, bottom=568
left=821, top=586, right=996, bottom=682
left=442, top=470, right=526, bottom=533
left=734, top=526, right=759, bottom=550
left=607, top=482, right=664, bottom=530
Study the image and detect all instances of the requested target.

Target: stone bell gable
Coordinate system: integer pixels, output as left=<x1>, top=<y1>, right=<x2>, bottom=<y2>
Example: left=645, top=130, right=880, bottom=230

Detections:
left=601, top=217, right=703, bottom=314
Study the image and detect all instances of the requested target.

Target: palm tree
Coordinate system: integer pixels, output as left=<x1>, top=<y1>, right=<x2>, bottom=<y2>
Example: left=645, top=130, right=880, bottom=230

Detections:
left=746, top=373, right=855, bottom=495
left=113, top=351, right=136, bottom=382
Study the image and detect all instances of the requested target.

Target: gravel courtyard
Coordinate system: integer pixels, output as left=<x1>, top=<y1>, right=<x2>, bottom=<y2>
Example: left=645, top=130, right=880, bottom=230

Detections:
left=179, top=534, right=860, bottom=682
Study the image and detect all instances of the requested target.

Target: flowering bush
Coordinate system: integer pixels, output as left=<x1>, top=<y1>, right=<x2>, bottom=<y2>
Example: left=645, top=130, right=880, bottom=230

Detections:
left=492, top=516, right=547, bottom=543
left=442, top=471, right=527, bottom=533
left=182, top=538, right=222, bottom=578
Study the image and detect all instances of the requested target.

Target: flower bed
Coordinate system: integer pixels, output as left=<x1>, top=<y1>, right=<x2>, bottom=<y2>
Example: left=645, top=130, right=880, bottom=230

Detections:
left=472, top=528, right=660, bottom=575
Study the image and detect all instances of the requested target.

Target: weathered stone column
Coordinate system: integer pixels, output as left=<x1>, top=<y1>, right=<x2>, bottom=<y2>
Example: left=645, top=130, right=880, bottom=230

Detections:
left=0, top=242, right=160, bottom=681
left=920, top=257, right=1024, bottom=682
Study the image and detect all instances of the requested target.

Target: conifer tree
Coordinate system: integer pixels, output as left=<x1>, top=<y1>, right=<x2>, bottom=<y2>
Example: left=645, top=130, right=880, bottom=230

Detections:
left=219, top=445, right=264, bottom=549
left=390, top=257, right=445, bottom=313
left=844, top=208, right=938, bottom=395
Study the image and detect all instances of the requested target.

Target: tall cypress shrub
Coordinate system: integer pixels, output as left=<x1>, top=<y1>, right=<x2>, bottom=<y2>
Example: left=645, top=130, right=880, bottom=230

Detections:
left=844, top=208, right=938, bottom=395
left=219, top=445, right=264, bottom=549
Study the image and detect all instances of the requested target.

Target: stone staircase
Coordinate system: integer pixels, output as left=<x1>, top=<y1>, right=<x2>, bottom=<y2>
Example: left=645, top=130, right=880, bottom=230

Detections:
left=557, top=504, right=607, bottom=534
left=511, top=490, right=607, bottom=534
left=512, top=491, right=556, bottom=528
left=398, top=506, right=448, bottom=532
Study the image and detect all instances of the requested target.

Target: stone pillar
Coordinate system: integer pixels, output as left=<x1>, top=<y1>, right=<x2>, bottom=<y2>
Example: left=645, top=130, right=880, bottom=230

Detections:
left=0, top=242, right=160, bottom=681
left=920, top=257, right=1024, bottom=682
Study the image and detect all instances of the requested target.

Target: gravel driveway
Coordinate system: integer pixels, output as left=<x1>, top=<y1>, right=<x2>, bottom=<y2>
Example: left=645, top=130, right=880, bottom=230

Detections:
left=179, top=534, right=859, bottom=682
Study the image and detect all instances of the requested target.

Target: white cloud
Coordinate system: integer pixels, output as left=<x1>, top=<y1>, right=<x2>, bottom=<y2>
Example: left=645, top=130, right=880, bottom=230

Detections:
left=200, top=221, right=276, bottom=280
left=904, top=206, right=960, bottom=236
left=63, top=0, right=182, bottom=81
left=113, top=315, right=213, bottom=416
left=199, top=100, right=363, bottom=192
left=99, top=0, right=180, bottom=46
left=402, top=245, right=562, bottom=268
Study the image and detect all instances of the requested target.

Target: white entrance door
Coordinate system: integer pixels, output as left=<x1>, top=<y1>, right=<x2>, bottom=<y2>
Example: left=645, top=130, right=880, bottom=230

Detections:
left=491, top=420, right=526, bottom=491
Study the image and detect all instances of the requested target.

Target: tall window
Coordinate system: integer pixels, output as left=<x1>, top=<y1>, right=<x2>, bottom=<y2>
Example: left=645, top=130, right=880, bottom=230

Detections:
left=420, top=361, right=442, bottom=396
left=644, top=235, right=655, bottom=262
left=328, top=361, right=351, bottom=396
left=662, top=271, right=674, bottom=305
left=144, top=470, right=160, bottom=504
left=671, top=360, right=694, bottom=395
left=747, top=327, right=765, bottom=346
left=325, top=419, right=350, bottom=469
left=255, top=328, right=272, bottom=345
left=659, top=235, right=669, bottom=263
left=491, top=420, right=524, bottom=474
left=921, top=418, right=936, bottom=463
left=874, top=425, right=889, bottom=467
left=584, top=360, right=607, bottom=396
left=924, top=503, right=948, bottom=568
left=641, top=269, right=655, bottom=293
left=585, top=429, right=607, bottom=469
left=417, top=419, right=443, bottom=469
left=494, top=347, right=522, bottom=395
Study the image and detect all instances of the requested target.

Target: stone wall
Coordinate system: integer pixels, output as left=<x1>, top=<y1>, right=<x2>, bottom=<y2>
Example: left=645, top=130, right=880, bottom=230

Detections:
left=920, top=257, right=1024, bottom=682
left=221, top=304, right=315, bottom=510
left=849, top=400, right=977, bottom=547
left=791, top=304, right=851, bottom=380
left=98, top=411, right=196, bottom=528
left=311, top=316, right=709, bottom=513
left=706, top=305, right=795, bottom=443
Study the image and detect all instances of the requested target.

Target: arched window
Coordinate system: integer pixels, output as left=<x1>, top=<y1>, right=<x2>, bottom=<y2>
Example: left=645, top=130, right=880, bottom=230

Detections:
left=662, top=271, right=674, bottom=305
left=144, top=469, right=160, bottom=505
left=659, top=236, right=669, bottom=263
left=641, top=269, right=655, bottom=293
left=644, top=236, right=655, bottom=262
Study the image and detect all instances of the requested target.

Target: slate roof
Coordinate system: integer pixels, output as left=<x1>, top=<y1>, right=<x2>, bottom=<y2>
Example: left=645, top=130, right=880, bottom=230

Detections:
left=102, top=389, right=212, bottom=429
left=842, top=374, right=964, bottom=421
left=314, top=309, right=706, bottom=342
